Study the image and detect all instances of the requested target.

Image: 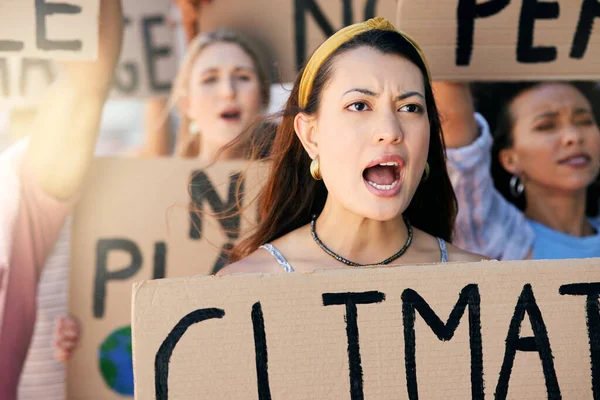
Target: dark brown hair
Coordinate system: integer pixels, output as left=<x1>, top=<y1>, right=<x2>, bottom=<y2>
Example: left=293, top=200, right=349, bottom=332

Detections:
left=228, top=30, right=458, bottom=262
left=472, top=81, right=600, bottom=216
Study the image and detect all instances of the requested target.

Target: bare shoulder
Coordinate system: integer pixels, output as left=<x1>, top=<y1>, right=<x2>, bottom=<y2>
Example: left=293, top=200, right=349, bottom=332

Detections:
left=445, top=242, right=491, bottom=262
left=216, top=247, right=285, bottom=276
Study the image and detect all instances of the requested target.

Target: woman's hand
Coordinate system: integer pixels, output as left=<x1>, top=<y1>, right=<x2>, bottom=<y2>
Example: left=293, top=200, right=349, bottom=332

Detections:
left=432, top=82, right=479, bottom=149
left=54, top=316, right=81, bottom=362
left=173, top=0, right=213, bottom=42
left=25, top=0, right=125, bottom=201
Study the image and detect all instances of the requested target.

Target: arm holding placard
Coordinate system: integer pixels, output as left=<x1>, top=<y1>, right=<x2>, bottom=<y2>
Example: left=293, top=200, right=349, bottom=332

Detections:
left=434, top=83, right=534, bottom=260
left=25, top=0, right=123, bottom=201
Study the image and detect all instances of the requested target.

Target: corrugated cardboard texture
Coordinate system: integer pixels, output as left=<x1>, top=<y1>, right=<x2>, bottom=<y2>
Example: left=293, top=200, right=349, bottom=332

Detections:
left=397, top=0, right=600, bottom=81
left=67, top=158, right=264, bottom=399
left=198, top=0, right=398, bottom=83
left=111, top=0, right=178, bottom=99
left=133, top=258, right=600, bottom=399
left=0, top=0, right=99, bottom=60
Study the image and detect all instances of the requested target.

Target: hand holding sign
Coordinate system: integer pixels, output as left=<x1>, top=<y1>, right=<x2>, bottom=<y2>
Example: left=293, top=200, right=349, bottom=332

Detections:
left=60, top=0, right=124, bottom=95
left=173, top=0, right=213, bottom=42
left=26, top=0, right=124, bottom=201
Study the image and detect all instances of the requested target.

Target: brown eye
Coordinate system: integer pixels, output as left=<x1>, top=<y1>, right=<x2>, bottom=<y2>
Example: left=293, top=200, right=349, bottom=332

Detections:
left=347, top=102, right=370, bottom=112
left=400, top=104, right=423, bottom=113
left=534, top=123, right=555, bottom=131
left=201, top=76, right=217, bottom=84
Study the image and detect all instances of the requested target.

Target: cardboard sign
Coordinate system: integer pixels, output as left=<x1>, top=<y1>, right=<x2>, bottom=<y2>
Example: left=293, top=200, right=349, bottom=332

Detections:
left=198, top=0, right=398, bottom=83
left=0, top=57, right=56, bottom=108
left=397, top=0, right=600, bottom=80
left=67, top=158, right=264, bottom=399
left=112, top=0, right=178, bottom=98
left=0, top=0, right=99, bottom=60
left=133, top=258, right=600, bottom=399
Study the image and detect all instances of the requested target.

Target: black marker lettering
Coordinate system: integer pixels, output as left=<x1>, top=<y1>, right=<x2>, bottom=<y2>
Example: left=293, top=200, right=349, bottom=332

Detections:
left=0, top=40, right=24, bottom=52
left=402, top=284, right=484, bottom=400
left=142, top=15, right=172, bottom=92
left=114, top=16, right=139, bottom=94
left=0, top=60, right=9, bottom=97
left=35, top=0, right=82, bottom=51
left=322, top=291, right=386, bottom=400
left=252, top=302, right=272, bottom=400
left=517, top=0, right=559, bottom=63
left=152, top=242, right=167, bottom=279
left=188, top=171, right=244, bottom=241
left=155, top=308, right=225, bottom=400
left=456, top=0, right=510, bottom=66
left=571, top=0, right=600, bottom=59
left=560, top=282, right=600, bottom=399
left=495, top=284, right=561, bottom=399
left=94, top=239, right=142, bottom=318
left=211, top=242, right=234, bottom=275
left=294, top=0, right=377, bottom=70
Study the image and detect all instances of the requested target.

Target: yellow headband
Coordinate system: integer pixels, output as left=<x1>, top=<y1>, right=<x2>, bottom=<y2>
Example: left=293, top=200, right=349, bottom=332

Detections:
left=298, top=17, right=431, bottom=109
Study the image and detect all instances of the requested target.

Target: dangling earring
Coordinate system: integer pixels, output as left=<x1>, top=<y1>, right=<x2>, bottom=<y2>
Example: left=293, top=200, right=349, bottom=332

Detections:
left=422, top=162, right=430, bottom=182
left=189, top=120, right=200, bottom=135
left=510, top=175, right=524, bottom=197
left=310, top=156, right=322, bottom=180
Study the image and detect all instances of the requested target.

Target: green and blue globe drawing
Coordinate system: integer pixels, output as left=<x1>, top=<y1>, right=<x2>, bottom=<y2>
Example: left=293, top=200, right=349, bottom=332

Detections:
left=98, top=325, right=134, bottom=396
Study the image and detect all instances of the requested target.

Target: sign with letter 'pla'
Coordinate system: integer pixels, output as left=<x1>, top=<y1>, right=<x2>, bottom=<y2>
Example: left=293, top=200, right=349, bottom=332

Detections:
left=67, top=158, right=263, bottom=399
left=133, top=259, right=600, bottom=399
left=0, top=0, right=99, bottom=60
left=397, top=0, right=600, bottom=80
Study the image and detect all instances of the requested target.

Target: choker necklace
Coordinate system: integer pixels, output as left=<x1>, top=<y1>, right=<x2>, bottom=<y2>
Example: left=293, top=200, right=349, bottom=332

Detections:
left=310, top=214, right=413, bottom=267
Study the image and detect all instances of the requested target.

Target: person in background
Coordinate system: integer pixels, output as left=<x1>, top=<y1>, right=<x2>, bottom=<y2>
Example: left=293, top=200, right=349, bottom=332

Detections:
left=0, top=0, right=124, bottom=398
left=435, top=82, right=600, bottom=260
left=218, top=18, right=485, bottom=277
left=167, top=27, right=273, bottom=161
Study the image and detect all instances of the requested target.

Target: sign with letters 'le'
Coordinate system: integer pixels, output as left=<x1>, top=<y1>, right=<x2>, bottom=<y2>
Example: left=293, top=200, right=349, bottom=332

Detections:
left=0, top=0, right=178, bottom=108
left=397, top=0, right=600, bottom=80
left=67, top=158, right=263, bottom=399
left=0, top=0, right=99, bottom=60
left=199, top=0, right=398, bottom=83
left=133, top=258, right=600, bottom=399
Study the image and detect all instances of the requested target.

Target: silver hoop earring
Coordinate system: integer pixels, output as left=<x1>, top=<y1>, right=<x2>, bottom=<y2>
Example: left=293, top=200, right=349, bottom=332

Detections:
left=509, top=175, right=524, bottom=197
left=189, top=120, right=200, bottom=135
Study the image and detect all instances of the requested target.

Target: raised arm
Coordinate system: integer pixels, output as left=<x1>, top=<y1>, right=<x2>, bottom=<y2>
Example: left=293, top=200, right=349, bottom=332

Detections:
left=25, top=0, right=124, bottom=201
left=433, top=82, right=533, bottom=260
left=432, top=82, right=479, bottom=148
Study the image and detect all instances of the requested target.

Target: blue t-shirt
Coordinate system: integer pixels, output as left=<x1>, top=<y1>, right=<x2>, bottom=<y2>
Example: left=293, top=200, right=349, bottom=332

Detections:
left=529, top=217, right=600, bottom=259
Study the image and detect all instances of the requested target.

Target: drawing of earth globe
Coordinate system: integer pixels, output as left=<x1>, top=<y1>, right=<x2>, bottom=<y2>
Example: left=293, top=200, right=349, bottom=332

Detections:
left=98, top=325, right=134, bottom=396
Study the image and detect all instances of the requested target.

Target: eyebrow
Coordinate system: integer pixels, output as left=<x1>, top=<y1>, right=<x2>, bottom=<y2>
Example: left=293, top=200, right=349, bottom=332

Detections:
left=200, top=66, right=255, bottom=75
left=533, top=107, right=592, bottom=121
left=573, top=107, right=592, bottom=115
left=341, top=88, right=425, bottom=101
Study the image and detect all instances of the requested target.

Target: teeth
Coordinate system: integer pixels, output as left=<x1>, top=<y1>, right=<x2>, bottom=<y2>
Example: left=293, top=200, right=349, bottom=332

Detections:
left=367, top=180, right=399, bottom=190
left=378, top=162, right=398, bottom=166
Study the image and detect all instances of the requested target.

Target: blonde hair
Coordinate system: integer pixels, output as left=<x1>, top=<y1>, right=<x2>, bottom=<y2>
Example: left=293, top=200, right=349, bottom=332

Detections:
left=172, top=28, right=271, bottom=113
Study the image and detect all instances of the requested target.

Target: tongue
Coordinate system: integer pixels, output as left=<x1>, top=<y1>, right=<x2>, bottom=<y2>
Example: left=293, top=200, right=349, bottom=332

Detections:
left=364, top=165, right=396, bottom=185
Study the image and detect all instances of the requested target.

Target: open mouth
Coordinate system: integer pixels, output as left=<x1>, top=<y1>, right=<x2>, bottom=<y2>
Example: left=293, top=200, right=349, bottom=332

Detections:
left=362, top=157, right=404, bottom=197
